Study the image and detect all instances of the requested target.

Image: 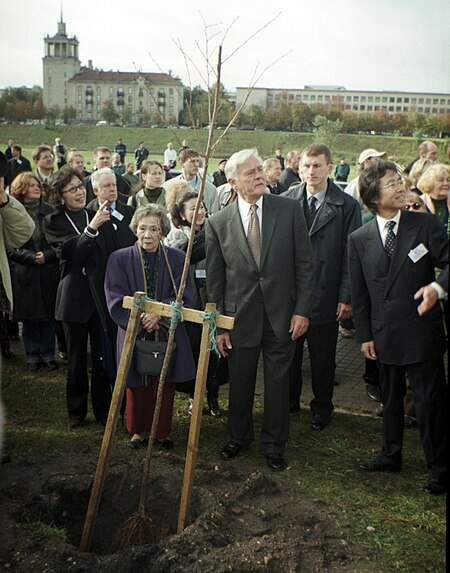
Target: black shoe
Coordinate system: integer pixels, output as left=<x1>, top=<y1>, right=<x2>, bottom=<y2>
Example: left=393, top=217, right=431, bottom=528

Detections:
left=265, top=453, right=285, bottom=472
left=67, top=418, right=83, bottom=430
left=207, top=395, right=222, bottom=417
left=129, top=437, right=148, bottom=449
left=1, top=452, right=11, bottom=464
left=311, top=413, right=329, bottom=431
left=358, top=459, right=401, bottom=473
left=423, top=477, right=446, bottom=495
left=156, top=437, right=174, bottom=450
left=366, top=383, right=382, bottom=402
left=220, top=441, right=242, bottom=460
left=43, top=361, right=59, bottom=371
left=27, top=363, right=39, bottom=372
left=403, top=415, right=417, bottom=429
left=290, top=402, right=300, bottom=414
left=1, top=349, right=14, bottom=359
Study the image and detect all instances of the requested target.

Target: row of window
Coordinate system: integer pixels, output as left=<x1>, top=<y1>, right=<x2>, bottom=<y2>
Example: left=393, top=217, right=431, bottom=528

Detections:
left=77, top=85, right=175, bottom=96
left=267, top=92, right=449, bottom=108
left=79, top=102, right=174, bottom=114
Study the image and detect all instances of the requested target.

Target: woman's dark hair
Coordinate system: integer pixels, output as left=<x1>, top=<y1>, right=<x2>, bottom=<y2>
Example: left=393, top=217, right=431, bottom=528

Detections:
left=170, top=191, right=201, bottom=229
left=359, top=160, right=399, bottom=214
left=47, top=165, right=84, bottom=208
left=132, top=160, right=164, bottom=195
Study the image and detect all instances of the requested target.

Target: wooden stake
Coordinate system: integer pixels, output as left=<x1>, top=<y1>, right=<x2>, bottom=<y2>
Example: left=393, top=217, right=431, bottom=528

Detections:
left=177, top=303, right=215, bottom=533
left=79, top=292, right=145, bottom=552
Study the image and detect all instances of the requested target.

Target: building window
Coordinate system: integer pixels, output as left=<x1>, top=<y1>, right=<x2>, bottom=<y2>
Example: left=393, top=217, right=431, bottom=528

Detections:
left=360, top=105, right=365, bottom=111
left=418, top=98, right=424, bottom=104
left=432, top=107, right=438, bottom=113
left=139, top=88, right=144, bottom=97
left=396, top=97, right=402, bottom=103
left=389, top=106, right=394, bottom=111
left=367, top=105, right=373, bottom=111
left=353, top=96, right=359, bottom=101
left=382, top=97, right=388, bottom=103
left=404, top=97, right=409, bottom=103
left=128, top=87, right=133, bottom=93
left=375, top=96, right=380, bottom=102
left=318, top=95, right=323, bottom=101
left=169, top=106, right=173, bottom=114
left=361, top=96, right=366, bottom=102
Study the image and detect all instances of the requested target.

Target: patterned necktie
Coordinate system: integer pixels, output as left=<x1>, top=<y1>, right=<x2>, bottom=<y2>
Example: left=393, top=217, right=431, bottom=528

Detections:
left=247, top=204, right=261, bottom=269
left=384, top=220, right=396, bottom=257
left=309, top=195, right=318, bottom=216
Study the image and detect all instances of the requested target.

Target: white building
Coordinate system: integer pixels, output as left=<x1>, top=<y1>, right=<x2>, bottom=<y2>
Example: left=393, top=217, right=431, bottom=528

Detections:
left=236, top=85, right=450, bottom=116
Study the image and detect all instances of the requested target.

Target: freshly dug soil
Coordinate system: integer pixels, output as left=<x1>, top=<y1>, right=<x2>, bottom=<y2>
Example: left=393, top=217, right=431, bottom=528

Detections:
left=0, top=449, right=376, bottom=573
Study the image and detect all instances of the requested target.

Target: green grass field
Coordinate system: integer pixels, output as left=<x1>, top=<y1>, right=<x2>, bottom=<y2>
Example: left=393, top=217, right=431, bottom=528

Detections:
left=1, top=124, right=449, bottom=174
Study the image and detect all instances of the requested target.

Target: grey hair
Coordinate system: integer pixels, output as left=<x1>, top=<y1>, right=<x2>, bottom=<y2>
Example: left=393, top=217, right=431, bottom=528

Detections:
left=129, top=204, right=171, bottom=237
left=91, top=167, right=115, bottom=190
left=224, top=148, right=262, bottom=181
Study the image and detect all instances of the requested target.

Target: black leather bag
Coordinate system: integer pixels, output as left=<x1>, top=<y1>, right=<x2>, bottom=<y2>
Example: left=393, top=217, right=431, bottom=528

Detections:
left=134, top=327, right=177, bottom=377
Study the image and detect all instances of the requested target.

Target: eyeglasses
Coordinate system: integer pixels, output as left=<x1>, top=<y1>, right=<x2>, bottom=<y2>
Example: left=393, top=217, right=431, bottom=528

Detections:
left=383, top=178, right=404, bottom=190
left=40, top=154, right=54, bottom=160
left=404, top=203, right=422, bottom=211
left=62, top=182, right=85, bottom=194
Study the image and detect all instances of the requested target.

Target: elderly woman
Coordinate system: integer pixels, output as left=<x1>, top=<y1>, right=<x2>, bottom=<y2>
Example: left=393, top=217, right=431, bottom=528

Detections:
left=8, top=172, right=60, bottom=371
left=105, top=204, right=196, bottom=449
left=165, top=192, right=227, bottom=417
left=417, top=163, right=450, bottom=231
left=44, top=166, right=112, bottom=429
left=128, top=160, right=167, bottom=209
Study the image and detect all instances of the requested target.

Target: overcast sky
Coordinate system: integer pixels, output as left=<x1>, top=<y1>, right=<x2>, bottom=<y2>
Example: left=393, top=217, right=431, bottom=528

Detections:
left=1, top=0, right=449, bottom=94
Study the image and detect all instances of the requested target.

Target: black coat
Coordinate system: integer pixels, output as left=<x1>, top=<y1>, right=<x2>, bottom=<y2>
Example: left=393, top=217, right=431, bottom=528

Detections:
left=5, top=156, right=32, bottom=187
left=8, top=201, right=60, bottom=322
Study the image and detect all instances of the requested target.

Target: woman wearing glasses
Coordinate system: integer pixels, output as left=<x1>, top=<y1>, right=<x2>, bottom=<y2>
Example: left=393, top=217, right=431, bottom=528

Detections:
left=44, top=166, right=112, bottom=430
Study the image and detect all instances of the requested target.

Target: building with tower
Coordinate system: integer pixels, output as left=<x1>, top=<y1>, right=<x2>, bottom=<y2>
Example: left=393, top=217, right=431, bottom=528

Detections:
left=42, top=17, right=184, bottom=125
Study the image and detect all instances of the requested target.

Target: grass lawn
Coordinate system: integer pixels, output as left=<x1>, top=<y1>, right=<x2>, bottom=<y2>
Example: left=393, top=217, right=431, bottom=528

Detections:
left=1, top=347, right=446, bottom=573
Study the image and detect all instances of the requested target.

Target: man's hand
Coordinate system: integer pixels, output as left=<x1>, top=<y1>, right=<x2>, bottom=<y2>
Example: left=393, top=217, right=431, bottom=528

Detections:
left=289, top=314, right=309, bottom=340
left=361, top=341, right=377, bottom=360
left=141, top=313, right=161, bottom=331
left=414, top=285, right=438, bottom=316
left=35, top=251, right=45, bottom=265
left=336, top=302, right=352, bottom=321
left=216, top=332, right=232, bottom=358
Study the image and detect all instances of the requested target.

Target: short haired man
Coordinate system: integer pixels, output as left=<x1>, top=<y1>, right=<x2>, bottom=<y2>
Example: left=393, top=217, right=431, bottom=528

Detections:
left=334, top=157, right=350, bottom=182
left=86, top=167, right=136, bottom=384
left=349, top=160, right=447, bottom=495
left=212, top=159, right=228, bottom=188
left=404, top=140, right=439, bottom=175
left=279, top=150, right=302, bottom=188
left=53, top=137, right=68, bottom=170
left=163, top=142, right=177, bottom=170
left=84, top=147, right=131, bottom=202
left=134, top=141, right=149, bottom=170
left=282, top=144, right=361, bottom=430
left=206, top=148, right=315, bottom=471
left=5, top=145, right=32, bottom=187
left=32, top=145, right=55, bottom=195
left=114, top=138, right=127, bottom=163
left=111, top=153, right=125, bottom=176
left=122, top=162, right=140, bottom=190
left=263, top=158, right=286, bottom=195
left=164, top=148, right=219, bottom=214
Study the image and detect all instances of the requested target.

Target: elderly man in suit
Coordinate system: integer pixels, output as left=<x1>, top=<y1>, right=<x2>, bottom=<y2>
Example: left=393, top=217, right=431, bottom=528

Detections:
left=205, top=148, right=315, bottom=471
left=348, top=160, right=448, bottom=495
left=282, top=144, right=361, bottom=430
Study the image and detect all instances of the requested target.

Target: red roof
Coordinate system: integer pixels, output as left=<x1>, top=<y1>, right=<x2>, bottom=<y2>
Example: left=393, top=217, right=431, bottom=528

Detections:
left=69, top=69, right=181, bottom=84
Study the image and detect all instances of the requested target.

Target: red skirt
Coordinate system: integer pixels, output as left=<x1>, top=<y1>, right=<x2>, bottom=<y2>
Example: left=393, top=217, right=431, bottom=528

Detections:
left=126, top=379, right=175, bottom=438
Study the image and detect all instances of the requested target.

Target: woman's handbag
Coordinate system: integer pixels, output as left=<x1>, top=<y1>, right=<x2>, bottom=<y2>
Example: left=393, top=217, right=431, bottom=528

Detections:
left=134, top=326, right=177, bottom=378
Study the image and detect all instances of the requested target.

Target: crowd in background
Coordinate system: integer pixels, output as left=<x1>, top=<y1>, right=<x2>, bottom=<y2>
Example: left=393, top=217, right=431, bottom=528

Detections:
left=0, top=134, right=447, bottom=493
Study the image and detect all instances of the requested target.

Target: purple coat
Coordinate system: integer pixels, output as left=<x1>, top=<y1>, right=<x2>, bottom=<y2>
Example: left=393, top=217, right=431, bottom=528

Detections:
left=105, top=243, right=196, bottom=388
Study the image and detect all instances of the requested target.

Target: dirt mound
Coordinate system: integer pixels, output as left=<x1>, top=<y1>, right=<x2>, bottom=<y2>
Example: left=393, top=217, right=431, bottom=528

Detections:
left=0, top=453, right=375, bottom=572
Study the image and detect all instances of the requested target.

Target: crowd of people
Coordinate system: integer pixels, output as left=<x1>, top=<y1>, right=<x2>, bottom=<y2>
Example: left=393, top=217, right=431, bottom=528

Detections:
left=0, top=134, right=447, bottom=496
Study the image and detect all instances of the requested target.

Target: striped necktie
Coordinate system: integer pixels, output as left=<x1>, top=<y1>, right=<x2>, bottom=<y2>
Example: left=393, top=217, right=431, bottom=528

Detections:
left=247, top=204, right=261, bottom=269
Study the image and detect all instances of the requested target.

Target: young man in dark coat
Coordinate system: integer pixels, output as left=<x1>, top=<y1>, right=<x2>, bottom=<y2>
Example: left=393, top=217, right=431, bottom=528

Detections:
left=282, top=144, right=361, bottom=431
left=348, top=160, right=448, bottom=495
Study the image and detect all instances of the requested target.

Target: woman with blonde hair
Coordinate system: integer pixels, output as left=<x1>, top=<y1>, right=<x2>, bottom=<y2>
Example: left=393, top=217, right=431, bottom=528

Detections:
left=8, top=172, right=60, bottom=371
left=417, top=163, right=450, bottom=231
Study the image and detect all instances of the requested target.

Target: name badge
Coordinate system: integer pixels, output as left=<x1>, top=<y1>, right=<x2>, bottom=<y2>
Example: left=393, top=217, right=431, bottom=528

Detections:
left=195, top=269, right=206, bottom=279
left=111, top=209, right=124, bottom=221
left=408, top=243, right=428, bottom=263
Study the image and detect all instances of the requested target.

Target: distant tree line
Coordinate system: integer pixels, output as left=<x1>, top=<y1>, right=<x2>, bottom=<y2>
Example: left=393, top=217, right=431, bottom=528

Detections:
left=1, top=84, right=449, bottom=137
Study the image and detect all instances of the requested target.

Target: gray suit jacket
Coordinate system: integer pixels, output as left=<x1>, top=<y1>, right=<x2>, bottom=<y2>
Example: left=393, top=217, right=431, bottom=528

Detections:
left=348, top=210, right=448, bottom=365
left=205, top=193, right=315, bottom=347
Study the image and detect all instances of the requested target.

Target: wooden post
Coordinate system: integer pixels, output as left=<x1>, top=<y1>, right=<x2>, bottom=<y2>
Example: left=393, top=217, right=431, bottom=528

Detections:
left=79, top=292, right=145, bottom=552
left=177, top=303, right=215, bottom=533
left=79, top=295, right=234, bottom=550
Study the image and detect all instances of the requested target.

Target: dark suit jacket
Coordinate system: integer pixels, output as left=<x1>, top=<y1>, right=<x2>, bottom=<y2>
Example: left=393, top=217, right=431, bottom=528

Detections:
left=5, top=156, right=32, bottom=187
left=282, top=179, right=361, bottom=324
left=348, top=210, right=448, bottom=365
left=279, top=167, right=300, bottom=189
left=205, top=193, right=315, bottom=347
left=84, top=172, right=131, bottom=204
